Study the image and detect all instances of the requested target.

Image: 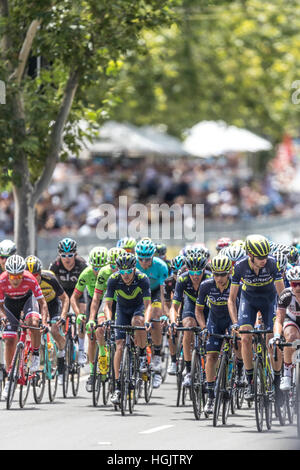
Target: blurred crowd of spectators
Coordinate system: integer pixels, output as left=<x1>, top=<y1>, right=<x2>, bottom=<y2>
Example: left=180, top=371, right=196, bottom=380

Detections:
left=0, top=153, right=299, bottom=238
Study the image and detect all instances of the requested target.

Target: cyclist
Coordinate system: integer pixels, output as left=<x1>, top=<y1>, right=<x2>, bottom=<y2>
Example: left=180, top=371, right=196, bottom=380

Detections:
left=0, top=255, right=48, bottom=398
left=102, top=252, right=151, bottom=405
left=216, top=237, right=232, bottom=253
left=228, top=234, right=285, bottom=401
left=196, top=254, right=240, bottom=414
left=223, top=244, right=246, bottom=267
left=25, top=255, right=69, bottom=385
left=164, top=254, right=186, bottom=375
left=70, top=246, right=108, bottom=389
left=136, top=238, right=169, bottom=389
left=49, top=238, right=87, bottom=365
left=0, top=240, right=17, bottom=274
left=116, top=237, right=136, bottom=254
left=271, top=266, right=300, bottom=391
left=154, top=243, right=172, bottom=275
left=170, top=251, right=211, bottom=387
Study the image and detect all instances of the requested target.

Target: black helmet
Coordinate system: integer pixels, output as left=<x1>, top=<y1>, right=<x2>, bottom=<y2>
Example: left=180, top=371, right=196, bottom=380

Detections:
left=25, top=255, right=43, bottom=274
left=185, top=252, right=207, bottom=271
left=116, top=252, right=137, bottom=270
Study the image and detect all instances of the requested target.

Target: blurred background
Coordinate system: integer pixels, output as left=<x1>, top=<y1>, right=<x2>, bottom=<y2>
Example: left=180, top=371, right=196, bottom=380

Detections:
left=1, top=0, right=300, bottom=264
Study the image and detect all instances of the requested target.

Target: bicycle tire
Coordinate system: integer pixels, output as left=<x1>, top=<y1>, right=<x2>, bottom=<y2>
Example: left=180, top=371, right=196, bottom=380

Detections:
left=213, top=354, right=227, bottom=427
left=120, top=346, right=130, bottom=416
left=161, top=336, right=169, bottom=384
left=32, top=343, right=46, bottom=404
left=63, top=337, right=72, bottom=398
left=19, top=349, right=32, bottom=409
left=47, top=342, right=58, bottom=403
left=191, top=350, right=203, bottom=420
left=92, top=344, right=102, bottom=407
left=6, top=343, right=22, bottom=410
left=71, top=359, right=80, bottom=397
left=264, top=360, right=273, bottom=430
left=295, top=363, right=300, bottom=437
left=176, top=351, right=184, bottom=407
left=254, top=357, right=265, bottom=432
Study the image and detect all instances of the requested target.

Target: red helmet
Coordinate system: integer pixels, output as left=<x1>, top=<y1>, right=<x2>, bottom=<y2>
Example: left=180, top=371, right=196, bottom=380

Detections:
left=216, top=237, right=232, bottom=252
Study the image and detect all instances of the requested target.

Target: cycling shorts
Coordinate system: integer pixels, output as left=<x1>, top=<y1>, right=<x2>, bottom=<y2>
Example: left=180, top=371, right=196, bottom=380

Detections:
left=115, top=305, right=144, bottom=340
left=206, top=313, right=232, bottom=353
left=3, top=293, right=40, bottom=339
left=237, top=292, right=276, bottom=330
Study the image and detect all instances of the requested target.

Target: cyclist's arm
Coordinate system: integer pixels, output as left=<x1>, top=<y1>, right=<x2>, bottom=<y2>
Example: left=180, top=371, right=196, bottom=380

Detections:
left=70, top=289, right=83, bottom=318
left=273, top=307, right=285, bottom=337
left=195, top=304, right=206, bottom=330
left=275, top=279, right=285, bottom=297
left=103, top=299, right=113, bottom=321
left=89, top=290, right=103, bottom=322
left=169, top=301, right=181, bottom=324
left=144, top=299, right=152, bottom=324
left=227, top=284, right=240, bottom=324
left=59, top=291, right=69, bottom=320
left=38, top=297, right=49, bottom=327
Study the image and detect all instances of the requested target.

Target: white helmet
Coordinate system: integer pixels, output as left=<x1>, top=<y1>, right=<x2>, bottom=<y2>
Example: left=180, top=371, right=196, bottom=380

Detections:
left=0, top=239, right=16, bottom=257
left=5, top=255, right=26, bottom=275
left=273, top=251, right=288, bottom=272
left=224, top=244, right=246, bottom=262
left=287, top=265, right=300, bottom=282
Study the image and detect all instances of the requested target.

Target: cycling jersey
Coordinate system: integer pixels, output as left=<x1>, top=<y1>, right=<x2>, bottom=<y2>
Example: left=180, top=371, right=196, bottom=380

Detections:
left=74, top=266, right=97, bottom=298
left=196, top=277, right=234, bottom=322
left=49, top=255, right=87, bottom=298
left=94, top=265, right=114, bottom=297
left=105, top=270, right=151, bottom=310
left=0, top=270, right=43, bottom=301
left=231, top=256, right=282, bottom=302
left=278, top=287, right=300, bottom=328
left=173, top=270, right=212, bottom=321
left=164, top=275, right=176, bottom=303
left=136, top=257, right=168, bottom=291
left=39, top=270, right=65, bottom=321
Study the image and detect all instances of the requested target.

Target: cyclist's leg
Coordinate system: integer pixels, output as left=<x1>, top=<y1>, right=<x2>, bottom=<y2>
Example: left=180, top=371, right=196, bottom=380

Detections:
left=281, top=319, right=300, bottom=389
left=205, top=316, right=223, bottom=412
left=2, top=301, right=19, bottom=372
left=23, top=295, right=41, bottom=371
left=238, top=294, right=257, bottom=395
left=77, top=291, right=87, bottom=362
left=150, top=287, right=163, bottom=369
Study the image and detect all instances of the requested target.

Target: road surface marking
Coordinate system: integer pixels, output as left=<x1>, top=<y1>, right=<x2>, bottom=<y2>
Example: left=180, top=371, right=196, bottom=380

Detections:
left=140, top=425, right=174, bottom=434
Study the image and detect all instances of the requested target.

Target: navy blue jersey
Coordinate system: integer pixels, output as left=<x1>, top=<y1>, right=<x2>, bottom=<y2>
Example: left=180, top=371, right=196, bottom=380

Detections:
left=196, top=277, right=236, bottom=321
left=231, top=256, right=282, bottom=302
left=173, top=270, right=212, bottom=306
left=105, top=269, right=151, bottom=310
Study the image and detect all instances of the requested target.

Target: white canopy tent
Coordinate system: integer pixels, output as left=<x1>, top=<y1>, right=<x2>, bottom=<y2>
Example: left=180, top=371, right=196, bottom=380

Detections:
left=183, top=120, right=272, bottom=158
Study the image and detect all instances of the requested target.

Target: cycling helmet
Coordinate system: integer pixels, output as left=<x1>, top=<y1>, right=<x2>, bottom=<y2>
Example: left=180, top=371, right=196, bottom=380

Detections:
left=288, top=246, right=299, bottom=265
left=58, top=237, right=77, bottom=254
left=185, top=252, right=207, bottom=271
left=107, top=247, right=126, bottom=265
left=5, top=255, right=26, bottom=274
left=88, top=247, right=108, bottom=268
left=216, top=237, right=232, bottom=252
left=231, top=239, right=245, bottom=249
left=170, top=255, right=185, bottom=272
left=155, top=243, right=167, bottom=257
left=0, top=239, right=17, bottom=257
left=116, top=252, right=137, bottom=270
left=224, top=244, right=246, bottom=263
left=135, top=239, right=156, bottom=258
left=273, top=251, right=288, bottom=272
left=245, top=234, right=270, bottom=257
left=211, top=255, right=232, bottom=273
left=25, top=255, right=42, bottom=274
left=274, top=243, right=291, bottom=256
left=286, top=265, right=300, bottom=282
left=116, top=237, right=136, bottom=252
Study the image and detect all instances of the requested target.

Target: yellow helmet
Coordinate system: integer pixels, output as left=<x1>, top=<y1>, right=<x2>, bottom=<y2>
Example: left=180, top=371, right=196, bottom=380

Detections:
left=211, top=255, right=232, bottom=273
left=245, top=234, right=270, bottom=257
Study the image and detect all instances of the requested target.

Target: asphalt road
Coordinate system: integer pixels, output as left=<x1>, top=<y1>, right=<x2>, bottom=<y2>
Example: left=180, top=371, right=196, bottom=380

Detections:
left=0, top=368, right=299, bottom=451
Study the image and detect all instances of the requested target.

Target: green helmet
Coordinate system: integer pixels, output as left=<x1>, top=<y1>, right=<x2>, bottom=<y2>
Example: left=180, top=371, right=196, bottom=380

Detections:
left=107, top=247, right=126, bottom=265
left=88, top=247, right=108, bottom=268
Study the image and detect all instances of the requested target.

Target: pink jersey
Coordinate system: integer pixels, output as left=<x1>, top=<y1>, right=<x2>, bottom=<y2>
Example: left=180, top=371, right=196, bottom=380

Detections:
left=0, top=270, right=43, bottom=302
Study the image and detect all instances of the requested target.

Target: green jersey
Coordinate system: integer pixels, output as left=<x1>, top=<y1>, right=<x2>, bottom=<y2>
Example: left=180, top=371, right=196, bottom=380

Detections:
left=94, top=265, right=114, bottom=297
left=74, top=266, right=97, bottom=298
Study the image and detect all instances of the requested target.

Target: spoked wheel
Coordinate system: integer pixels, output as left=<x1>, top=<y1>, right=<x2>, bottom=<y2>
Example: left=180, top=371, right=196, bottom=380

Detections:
left=176, top=350, right=184, bottom=407
left=6, top=344, right=22, bottom=410
left=63, top=339, right=72, bottom=398
left=48, top=346, right=58, bottom=403
left=161, top=337, right=169, bottom=384
left=191, top=352, right=203, bottom=420
left=120, top=347, right=130, bottom=416
left=265, top=367, right=273, bottom=430
left=92, top=345, right=102, bottom=407
left=32, top=370, right=46, bottom=404
left=19, top=371, right=31, bottom=409
left=71, top=361, right=81, bottom=397
left=254, top=359, right=265, bottom=432
left=213, top=355, right=227, bottom=427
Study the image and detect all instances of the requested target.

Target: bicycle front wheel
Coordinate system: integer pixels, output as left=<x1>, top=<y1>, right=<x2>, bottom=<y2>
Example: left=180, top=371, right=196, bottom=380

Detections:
left=161, top=336, right=169, bottom=384
left=92, top=344, right=102, bottom=407
left=32, top=343, right=46, bottom=404
left=6, top=343, right=22, bottom=410
left=120, top=346, right=131, bottom=416
left=295, top=363, right=300, bottom=437
left=253, top=358, right=265, bottom=432
left=191, top=350, right=203, bottom=420
left=213, top=354, right=227, bottom=427
left=63, top=338, right=72, bottom=398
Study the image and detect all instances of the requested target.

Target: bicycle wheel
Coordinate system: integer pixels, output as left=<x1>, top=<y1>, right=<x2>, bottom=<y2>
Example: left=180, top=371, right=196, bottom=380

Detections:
left=71, top=353, right=81, bottom=397
left=295, top=363, right=300, bottom=437
left=63, top=337, right=72, bottom=398
left=6, top=343, right=22, bottom=410
left=120, top=346, right=130, bottom=416
left=191, top=350, right=203, bottom=420
left=176, top=349, right=184, bottom=407
left=32, top=343, right=46, bottom=404
left=213, top=354, right=227, bottom=427
left=48, top=343, right=58, bottom=403
left=264, top=363, right=273, bottom=430
left=253, top=358, right=265, bottom=432
left=19, top=351, right=32, bottom=409
left=92, top=344, right=102, bottom=407
left=161, top=336, right=169, bottom=384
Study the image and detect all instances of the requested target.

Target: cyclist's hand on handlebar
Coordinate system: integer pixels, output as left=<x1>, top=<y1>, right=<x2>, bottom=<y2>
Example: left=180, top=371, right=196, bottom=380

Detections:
left=145, top=322, right=151, bottom=332
left=232, top=323, right=240, bottom=331
left=268, top=334, right=281, bottom=348
left=76, top=314, right=86, bottom=326
left=41, top=324, right=49, bottom=334
left=56, top=318, right=66, bottom=328
left=86, top=320, right=96, bottom=334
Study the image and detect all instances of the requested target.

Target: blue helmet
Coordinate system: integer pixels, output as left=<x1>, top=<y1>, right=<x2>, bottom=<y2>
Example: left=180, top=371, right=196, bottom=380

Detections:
left=58, top=238, right=77, bottom=254
left=135, top=239, right=156, bottom=258
left=171, top=255, right=185, bottom=273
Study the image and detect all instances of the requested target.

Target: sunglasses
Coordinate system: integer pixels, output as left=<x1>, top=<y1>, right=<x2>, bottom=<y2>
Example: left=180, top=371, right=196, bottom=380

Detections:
left=138, top=257, right=152, bottom=262
left=254, top=255, right=268, bottom=260
left=213, top=272, right=229, bottom=277
left=8, top=273, right=23, bottom=280
left=0, top=255, right=9, bottom=259
left=119, top=268, right=134, bottom=275
left=290, top=281, right=300, bottom=288
left=189, top=270, right=203, bottom=276
left=60, top=253, right=75, bottom=258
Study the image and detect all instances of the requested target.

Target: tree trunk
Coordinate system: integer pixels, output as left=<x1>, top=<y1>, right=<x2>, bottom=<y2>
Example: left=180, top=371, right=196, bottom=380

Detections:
left=12, top=184, right=35, bottom=257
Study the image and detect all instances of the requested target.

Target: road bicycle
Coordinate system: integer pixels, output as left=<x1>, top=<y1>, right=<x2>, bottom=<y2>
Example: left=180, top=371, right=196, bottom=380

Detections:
left=32, top=328, right=58, bottom=404
left=6, top=322, right=41, bottom=410
left=239, top=329, right=274, bottom=432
